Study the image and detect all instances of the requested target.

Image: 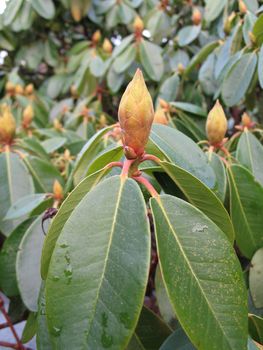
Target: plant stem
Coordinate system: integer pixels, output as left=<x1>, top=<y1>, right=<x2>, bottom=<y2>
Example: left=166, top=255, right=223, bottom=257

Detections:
left=141, top=154, right=161, bottom=164
left=133, top=176, right=159, bottom=198
left=120, top=159, right=135, bottom=179
left=105, top=161, right=123, bottom=170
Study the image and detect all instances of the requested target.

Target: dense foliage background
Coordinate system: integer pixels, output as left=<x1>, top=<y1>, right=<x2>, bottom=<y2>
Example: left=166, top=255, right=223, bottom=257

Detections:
left=1, top=0, right=263, bottom=349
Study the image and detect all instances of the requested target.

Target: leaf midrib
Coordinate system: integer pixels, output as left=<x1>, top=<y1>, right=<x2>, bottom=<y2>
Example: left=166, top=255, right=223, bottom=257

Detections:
left=155, top=197, right=233, bottom=349
left=83, top=177, right=125, bottom=344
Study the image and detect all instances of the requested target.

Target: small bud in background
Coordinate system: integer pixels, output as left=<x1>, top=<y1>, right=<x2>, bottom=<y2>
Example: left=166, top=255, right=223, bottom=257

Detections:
left=118, top=69, right=154, bottom=159
left=206, top=100, right=227, bottom=145
left=242, top=112, right=251, bottom=127
left=153, top=108, right=168, bottom=125
left=25, top=84, right=34, bottom=95
left=64, top=149, right=71, bottom=161
left=70, top=84, right=78, bottom=99
left=99, top=114, right=107, bottom=127
left=0, top=104, right=16, bottom=145
left=92, top=30, right=101, bottom=44
left=192, top=8, right=202, bottom=26
left=239, top=0, right=247, bottom=14
left=159, top=98, right=170, bottom=112
left=5, top=81, right=15, bottom=95
left=22, top=105, right=34, bottom=129
left=133, top=16, right=144, bottom=34
left=71, top=1, right=82, bottom=22
left=177, top=63, right=185, bottom=75
left=53, top=180, right=64, bottom=201
left=102, top=38, right=113, bottom=54
left=53, top=119, right=63, bottom=131
left=224, top=12, right=236, bottom=34
left=15, top=84, right=24, bottom=95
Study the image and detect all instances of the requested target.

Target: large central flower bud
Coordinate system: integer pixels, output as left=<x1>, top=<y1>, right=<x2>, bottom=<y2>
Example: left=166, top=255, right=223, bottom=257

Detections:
left=118, top=69, right=154, bottom=159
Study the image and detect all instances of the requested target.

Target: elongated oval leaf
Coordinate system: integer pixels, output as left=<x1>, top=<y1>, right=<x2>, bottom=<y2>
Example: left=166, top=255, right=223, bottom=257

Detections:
left=249, top=314, right=263, bottom=344
left=170, top=102, right=207, bottom=117
left=249, top=248, right=263, bottom=308
left=41, top=168, right=109, bottom=279
left=0, top=219, right=34, bottom=297
left=3, top=0, right=23, bottom=26
left=207, top=152, right=227, bottom=203
left=149, top=124, right=216, bottom=189
left=0, top=152, right=34, bottom=236
left=139, top=39, right=164, bottom=81
left=222, top=53, right=257, bottom=107
left=73, top=126, right=112, bottom=184
left=5, top=193, right=47, bottom=220
left=30, top=0, right=55, bottom=19
left=46, top=176, right=150, bottom=349
left=16, top=216, right=47, bottom=311
left=258, top=46, right=263, bottom=89
left=160, top=327, right=195, bottom=350
left=150, top=194, right=247, bottom=350
left=253, top=14, right=263, bottom=45
left=177, top=25, right=201, bottom=47
left=228, top=165, right=263, bottom=258
left=113, top=44, right=136, bottom=73
left=159, top=161, right=234, bottom=242
left=204, top=0, right=226, bottom=22
left=237, top=130, right=263, bottom=187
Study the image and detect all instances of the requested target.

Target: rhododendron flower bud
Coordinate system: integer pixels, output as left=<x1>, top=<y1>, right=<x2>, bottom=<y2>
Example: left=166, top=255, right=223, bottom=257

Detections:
left=22, top=105, right=34, bottom=128
left=92, top=30, right=101, bottom=44
left=192, top=8, right=202, bottom=25
left=53, top=180, right=64, bottom=201
left=133, top=16, right=144, bottom=33
left=25, top=84, right=34, bottom=95
left=118, top=69, right=154, bottom=159
left=206, top=100, right=227, bottom=145
left=153, top=108, right=168, bottom=125
left=102, top=38, right=112, bottom=54
left=0, top=104, right=16, bottom=144
left=239, top=0, right=247, bottom=14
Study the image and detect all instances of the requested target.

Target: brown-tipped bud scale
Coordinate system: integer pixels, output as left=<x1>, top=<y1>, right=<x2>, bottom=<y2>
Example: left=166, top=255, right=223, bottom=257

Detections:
left=133, top=16, right=144, bottom=33
left=0, top=104, right=16, bottom=144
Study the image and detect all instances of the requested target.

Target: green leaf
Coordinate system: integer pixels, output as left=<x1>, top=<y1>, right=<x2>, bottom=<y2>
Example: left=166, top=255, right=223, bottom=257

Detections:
left=0, top=152, right=34, bottom=236
left=113, top=44, right=136, bottom=73
left=4, top=193, right=47, bottom=220
left=16, top=216, right=47, bottom=311
left=207, top=152, right=227, bottom=203
left=21, top=312, right=37, bottom=343
left=243, top=13, right=257, bottom=46
left=160, top=327, right=195, bottom=350
left=244, top=0, right=258, bottom=13
left=150, top=194, right=247, bottom=350
left=158, top=74, right=180, bottom=103
left=170, top=102, right=207, bottom=117
left=127, top=307, right=172, bottom=350
left=41, top=137, right=67, bottom=154
left=46, top=176, right=150, bottom=349
left=258, top=45, right=263, bottom=89
left=249, top=314, right=263, bottom=344
left=0, top=219, right=34, bottom=297
left=37, top=284, right=52, bottom=350
left=237, top=130, right=263, bottom=187
left=73, top=126, right=112, bottom=184
left=112, top=34, right=134, bottom=59
left=204, top=0, right=226, bottom=22
left=90, top=56, right=107, bottom=77
left=30, top=0, right=55, bottom=19
left=247, top=337, right=261, bottom=349
left=159, top=161, right=234, bottom=242
left=149, top=124, right=216, bottom=189
left=107, top=65, right=125, bottom=93
left=249, top=248, right=263, bottom=308
left=177, top=25, right=201, bottom=47
left=3, top=0, right=23, bottom=26
left=41, top=168, right=110, bottom=279
left=228, top=165, right=263, bottom=259
left=140, top=39, right=164, bottom=82
left=222, top=52, right=257, bottom=107
left=184, top=41, right=220, bottom=77
left=24, top=156, right=64, bottom=193
left=253, top=14, right=263, bottom=45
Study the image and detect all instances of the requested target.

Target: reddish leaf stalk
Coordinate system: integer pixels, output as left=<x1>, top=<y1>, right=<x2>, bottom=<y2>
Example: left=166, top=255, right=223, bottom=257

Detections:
left=133, top=176, right=159, bottom=198
left=141, top=154, right=161, bottom=164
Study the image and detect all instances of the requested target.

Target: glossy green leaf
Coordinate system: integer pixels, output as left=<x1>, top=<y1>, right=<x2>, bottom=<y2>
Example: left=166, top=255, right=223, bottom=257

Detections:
left=237, top=130, right=263, bottom=187
left=87, top=144, right=123, bottom=175
left=249, top=314, right=263, bottom=344
left=228, top=165, right=263, bottom=258
left=4, top=193, right=47, bottom=220
left=30, top=0, right=55, bottom=19
left=0, top=219, right=34, bottom=297
left=41, top=167, right=109, bottom=279
left=37, top=284, right=52, bottom=350
left=247, top=337, right=261, bottom=350
left=0, top=152, right=34, bottom=236
left=249, top=248, right=263, bottom=308
left=16, top=216, right=47, bottom=311
left=107, top=65, right=125, bottom=93
left=177, top=25, right=201, bottom=47
left=222, top=52, right=257, bottom=107
left=73, top=126, right=112, bottom=184
left=140, top=39, right=164, bottom=81
left=170, top=102, right=207, bottom=117
left=127, top=307, right=172, bottom=350
left=158, top=73, right=180, bottom=103
left=46, top=176, right=150, bottom=349
left=21, top=312, right=37, bottom=343
left=150, top=194, right=247, bottom=350
left=258, top=45, right=263, bottom=89
left=253, top=14, right=263, bottom=46
left=90, top=56, right=106, bottom=77
left=159, top=161, right=234, bottom=242
left=3, top=0, right=23, bottom=26
left=41, top=137, right=67, bottom=154
left=160, top=327, right=195, bottom=350
left=113, top=44, right=136, bottom=73
left=207, top=152, right=227, bottom=203
left=149, top=124, right=216, bottom=189
left=204, top=0, right=226, bottom=22
left=244, top=0, right=258, bottom=13
left=112, top=34, right=134, bottom=59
